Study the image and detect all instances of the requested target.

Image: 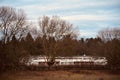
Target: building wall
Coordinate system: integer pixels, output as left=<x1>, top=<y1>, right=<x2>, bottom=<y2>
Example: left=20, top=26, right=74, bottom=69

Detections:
left=25, top=56, right=107, bottom=66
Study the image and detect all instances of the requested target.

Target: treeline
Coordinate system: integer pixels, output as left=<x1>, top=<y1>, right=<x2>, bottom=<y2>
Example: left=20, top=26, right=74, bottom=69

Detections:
left=0, top=6, right=120, bottom=72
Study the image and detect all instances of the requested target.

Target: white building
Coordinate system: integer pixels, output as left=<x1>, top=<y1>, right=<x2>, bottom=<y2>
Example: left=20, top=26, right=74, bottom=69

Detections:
left=25, top=55, right=107, bottom=66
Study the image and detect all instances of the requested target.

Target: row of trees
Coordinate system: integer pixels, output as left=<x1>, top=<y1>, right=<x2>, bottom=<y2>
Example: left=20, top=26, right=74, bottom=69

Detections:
left=0, top=6, right=120, bottom=71
left=0, top=6, right=78, bottom=71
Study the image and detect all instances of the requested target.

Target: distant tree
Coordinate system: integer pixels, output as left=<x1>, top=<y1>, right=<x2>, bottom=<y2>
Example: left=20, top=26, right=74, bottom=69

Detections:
left=38, top=16, right=78, bottom=67
left=97, top=28, right=120, bottom=42
left=0, top=6, right=30, bottom=71
left=105, top=39, right=120, bottom=67
left=2, top=35, right=20, bottom=70
left=85, top=38, right=104, bottom=56
left=24, top=33, right=34, bottom=55
left=0, top=6, right=28, bottom=43
left=59, top=34, right=78, bottom=56
left=34, top=37, right=44, bottom=55
left=76, top=38, right=88, bottom=55
left=98, top=28, right=120, bottom=68
left=18, top=37, right=31, bottom=65
left=0, top=40, right=4, bottom=72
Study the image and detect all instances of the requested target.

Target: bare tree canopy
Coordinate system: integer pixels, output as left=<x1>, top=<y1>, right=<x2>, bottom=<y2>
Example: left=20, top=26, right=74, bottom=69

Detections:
left=39, top=16, right=77, bottom=40
left=97, top=27, right=120, bottom=41
left=0, top=6, right=28, bottom=43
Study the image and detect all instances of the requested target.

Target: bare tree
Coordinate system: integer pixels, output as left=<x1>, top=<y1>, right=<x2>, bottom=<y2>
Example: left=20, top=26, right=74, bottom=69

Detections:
left=38, top=16, right=77, bottom=67
left=0, top=6, right=28, bottom=43
left=97, top=27, right=120, bottom=42
left=97, top=27, right=120, bottom=68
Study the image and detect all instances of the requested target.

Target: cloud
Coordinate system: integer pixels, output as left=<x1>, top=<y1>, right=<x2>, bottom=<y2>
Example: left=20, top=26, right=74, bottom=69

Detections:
left=61, top=14, right=120, bottom=21
left=15, top=0, right=120, bottom=22
left=17, top=0, right=120, bottom=12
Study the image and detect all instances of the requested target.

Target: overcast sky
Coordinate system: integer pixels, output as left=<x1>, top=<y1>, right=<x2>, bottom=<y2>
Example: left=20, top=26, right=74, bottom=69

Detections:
left=0, top=0, right=120, bottom=38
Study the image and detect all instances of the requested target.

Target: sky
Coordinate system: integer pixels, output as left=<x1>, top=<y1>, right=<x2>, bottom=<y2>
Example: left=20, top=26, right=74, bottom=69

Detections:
left=0, top=0, right=120, bottom=38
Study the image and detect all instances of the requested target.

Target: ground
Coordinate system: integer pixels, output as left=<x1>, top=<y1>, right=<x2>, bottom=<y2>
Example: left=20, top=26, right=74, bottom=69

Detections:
left=0, top=70, right=120, bottom=80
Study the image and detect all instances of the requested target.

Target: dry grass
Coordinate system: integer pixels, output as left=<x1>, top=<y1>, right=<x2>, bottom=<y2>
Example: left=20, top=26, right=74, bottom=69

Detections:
left=0, top=70, right=120, bottom=80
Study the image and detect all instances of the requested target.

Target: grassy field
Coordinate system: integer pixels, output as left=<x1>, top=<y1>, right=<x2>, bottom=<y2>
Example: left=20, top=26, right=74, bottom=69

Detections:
left=0, top=70, right=120, bottom=80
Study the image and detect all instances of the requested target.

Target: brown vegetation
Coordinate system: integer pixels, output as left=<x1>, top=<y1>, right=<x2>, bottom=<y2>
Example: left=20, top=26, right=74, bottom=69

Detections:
left=0, top=70, right=120, bottom=80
